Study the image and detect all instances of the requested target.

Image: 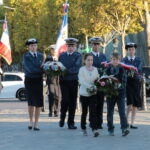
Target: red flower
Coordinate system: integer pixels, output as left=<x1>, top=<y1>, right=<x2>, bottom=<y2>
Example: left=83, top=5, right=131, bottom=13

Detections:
left=58, top=66, right=61, bottom=70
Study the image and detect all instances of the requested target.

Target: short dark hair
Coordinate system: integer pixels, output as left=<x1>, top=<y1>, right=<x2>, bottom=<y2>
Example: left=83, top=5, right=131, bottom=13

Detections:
left=84, top=53, right=93, bottom=61
left=111, top=52, right=121, bottom=59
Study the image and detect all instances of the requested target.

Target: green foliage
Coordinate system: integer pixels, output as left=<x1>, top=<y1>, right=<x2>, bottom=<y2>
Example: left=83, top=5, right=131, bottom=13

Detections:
left=0, top=0, right=147, bottom=63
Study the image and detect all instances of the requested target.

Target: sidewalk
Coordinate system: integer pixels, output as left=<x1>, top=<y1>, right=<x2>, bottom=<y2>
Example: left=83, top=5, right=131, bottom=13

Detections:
left=0, top=103, right=150, bottom=150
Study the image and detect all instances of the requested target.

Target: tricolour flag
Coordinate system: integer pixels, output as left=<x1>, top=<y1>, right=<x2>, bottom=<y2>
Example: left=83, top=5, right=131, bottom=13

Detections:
left=55, top=2, right=69, bottom=56
left=101, top=62, right=137, bottom=71
left=0, top=18, right=12, bottom=65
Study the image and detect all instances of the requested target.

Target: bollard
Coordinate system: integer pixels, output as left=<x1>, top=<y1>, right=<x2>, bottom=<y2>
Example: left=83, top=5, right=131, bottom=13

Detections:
left=142, top=74, right=148, bottom=111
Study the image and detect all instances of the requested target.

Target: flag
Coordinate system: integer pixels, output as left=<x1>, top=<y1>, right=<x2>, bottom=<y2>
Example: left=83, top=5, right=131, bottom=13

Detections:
left=101, top=62, right=138, bottom=71
left=0, top=18, right=12, bottom=65
left=55, top=2, right=69, bottom=56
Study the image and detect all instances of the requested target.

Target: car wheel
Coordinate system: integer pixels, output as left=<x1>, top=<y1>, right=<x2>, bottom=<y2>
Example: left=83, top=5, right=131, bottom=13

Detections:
left=16, top=88, right=27, bottom=101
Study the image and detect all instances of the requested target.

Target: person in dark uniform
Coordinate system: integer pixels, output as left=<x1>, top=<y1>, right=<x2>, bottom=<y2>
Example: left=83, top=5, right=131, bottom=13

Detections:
left=59, top=38, right=82, bottom=129
left=23, top=38, right=44, bottom=131
left=89, top=37, right=107, bottom=129
left=106, top=52, right=129, bottom=136
left=45, top=45, right=60, bottom=117
left=122, top=42, right=143, bottom=129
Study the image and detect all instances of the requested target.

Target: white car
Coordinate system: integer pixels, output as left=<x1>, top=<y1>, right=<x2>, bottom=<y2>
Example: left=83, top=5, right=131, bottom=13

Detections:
left=0, top=72, right=27, bottom=101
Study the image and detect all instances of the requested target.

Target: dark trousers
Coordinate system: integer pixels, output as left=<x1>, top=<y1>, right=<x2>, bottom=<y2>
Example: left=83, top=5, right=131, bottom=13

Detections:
left=59, top=80, right=78, bottom=126
left=107, top=90, right=128, bottom=131
left=48, top=83, right=59, bottom=115
left=80, top=95, right=98, bottom=130
left=96, top=92, right=104, bottom=127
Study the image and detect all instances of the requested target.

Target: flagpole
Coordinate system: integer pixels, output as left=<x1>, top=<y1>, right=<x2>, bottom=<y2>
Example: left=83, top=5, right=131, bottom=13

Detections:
left=55, top=1, right=69, bottom=58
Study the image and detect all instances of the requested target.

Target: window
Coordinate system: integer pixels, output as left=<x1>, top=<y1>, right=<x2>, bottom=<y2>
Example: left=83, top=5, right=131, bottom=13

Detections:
left=2, top=75, right=22, bottom=81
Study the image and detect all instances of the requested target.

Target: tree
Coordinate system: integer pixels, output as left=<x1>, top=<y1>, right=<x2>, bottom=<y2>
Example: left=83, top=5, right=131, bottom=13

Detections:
left=0, top=0, right=147, bottom=64
left=102, top=0, right=144, bottom=57
left=78, top=0, right=144, bottom=56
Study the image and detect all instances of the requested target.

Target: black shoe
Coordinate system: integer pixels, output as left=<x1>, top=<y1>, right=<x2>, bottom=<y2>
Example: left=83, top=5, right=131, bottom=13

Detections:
left=68, top=125, right=77, bottom=130
left=48, top=113, right=52, bottom=117
left=122, top=129, right=130, bottom=136
left=93, top=130, right=100, bottom=137
left=34, top=127, right=40, bottom=131
left=28, top=126, right=32, bottom=130
left=59, top=120, right=64, bottom=127
left=130, top=125, right=138, bottom=129
left=54, top=113, right=58, bottom=117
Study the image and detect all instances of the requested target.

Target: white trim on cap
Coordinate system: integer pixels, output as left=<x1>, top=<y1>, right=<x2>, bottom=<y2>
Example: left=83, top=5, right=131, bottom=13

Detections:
left=126, top=42, right=136, bottom=45
left=28, top=38, right=37, bottom=42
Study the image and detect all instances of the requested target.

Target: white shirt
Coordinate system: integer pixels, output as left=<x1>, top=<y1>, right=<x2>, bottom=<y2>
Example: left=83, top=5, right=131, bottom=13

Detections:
left=29, top=51, right=37, bottom=57
left=78, top=66, right=99, bottom=97
left=128, top=56, right=135, bottom=61
left=67, top=51, right=74, bottom=56
left=92, top=51, right=100, bottom=57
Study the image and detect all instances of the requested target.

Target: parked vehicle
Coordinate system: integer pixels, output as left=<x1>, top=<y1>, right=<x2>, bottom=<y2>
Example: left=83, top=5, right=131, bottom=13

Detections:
left=0, top=72, right=27, bottom=101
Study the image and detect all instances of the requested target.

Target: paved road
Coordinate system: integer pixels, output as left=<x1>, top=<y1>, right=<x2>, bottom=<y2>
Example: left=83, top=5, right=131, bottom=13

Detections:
left=0, top=100, right=150, bottom=150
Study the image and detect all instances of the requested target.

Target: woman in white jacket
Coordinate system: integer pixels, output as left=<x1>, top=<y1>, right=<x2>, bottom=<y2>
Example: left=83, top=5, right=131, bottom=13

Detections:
left=78, top=53, right=100, bottom=137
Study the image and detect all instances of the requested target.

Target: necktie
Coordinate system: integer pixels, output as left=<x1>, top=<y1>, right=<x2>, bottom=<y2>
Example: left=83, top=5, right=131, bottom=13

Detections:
left=96, top=54, right=99, bottom=57
left=33, top=53, right=36, bottom=58
left=130, top=58, right=133, bottom=62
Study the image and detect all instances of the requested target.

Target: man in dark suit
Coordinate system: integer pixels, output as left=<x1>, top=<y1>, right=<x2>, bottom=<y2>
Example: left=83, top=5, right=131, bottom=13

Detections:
left=59, top=38, right=82, bottom=129
left=89, top=37, right=107, bottom=129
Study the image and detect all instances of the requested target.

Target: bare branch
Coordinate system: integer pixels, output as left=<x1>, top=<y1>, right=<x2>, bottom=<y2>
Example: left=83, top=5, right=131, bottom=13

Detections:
left=124, top=15, right=131, bottom=31
left=115, top=12, right=123, bottom=31
left=105, top=15, right=121, bottom=34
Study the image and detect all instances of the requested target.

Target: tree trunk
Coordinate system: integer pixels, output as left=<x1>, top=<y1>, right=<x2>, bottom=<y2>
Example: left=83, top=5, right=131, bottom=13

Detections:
left=145, top=1, right=150, bottom=66
left=102, top=43, right=106, bottom=54
left=85, top=34, right=89, bottom=53
left=121, top=33, right=126, bottom=58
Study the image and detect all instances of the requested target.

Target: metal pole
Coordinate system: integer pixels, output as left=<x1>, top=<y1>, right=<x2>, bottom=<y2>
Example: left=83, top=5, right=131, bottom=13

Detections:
left=142, top=74, right=148, bottom=111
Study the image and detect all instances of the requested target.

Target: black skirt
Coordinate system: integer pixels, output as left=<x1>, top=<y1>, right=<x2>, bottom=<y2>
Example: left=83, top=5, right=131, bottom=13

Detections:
left=25, top=77, right=43, bottom=107
left=126, top=78, right=142, bottom=107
